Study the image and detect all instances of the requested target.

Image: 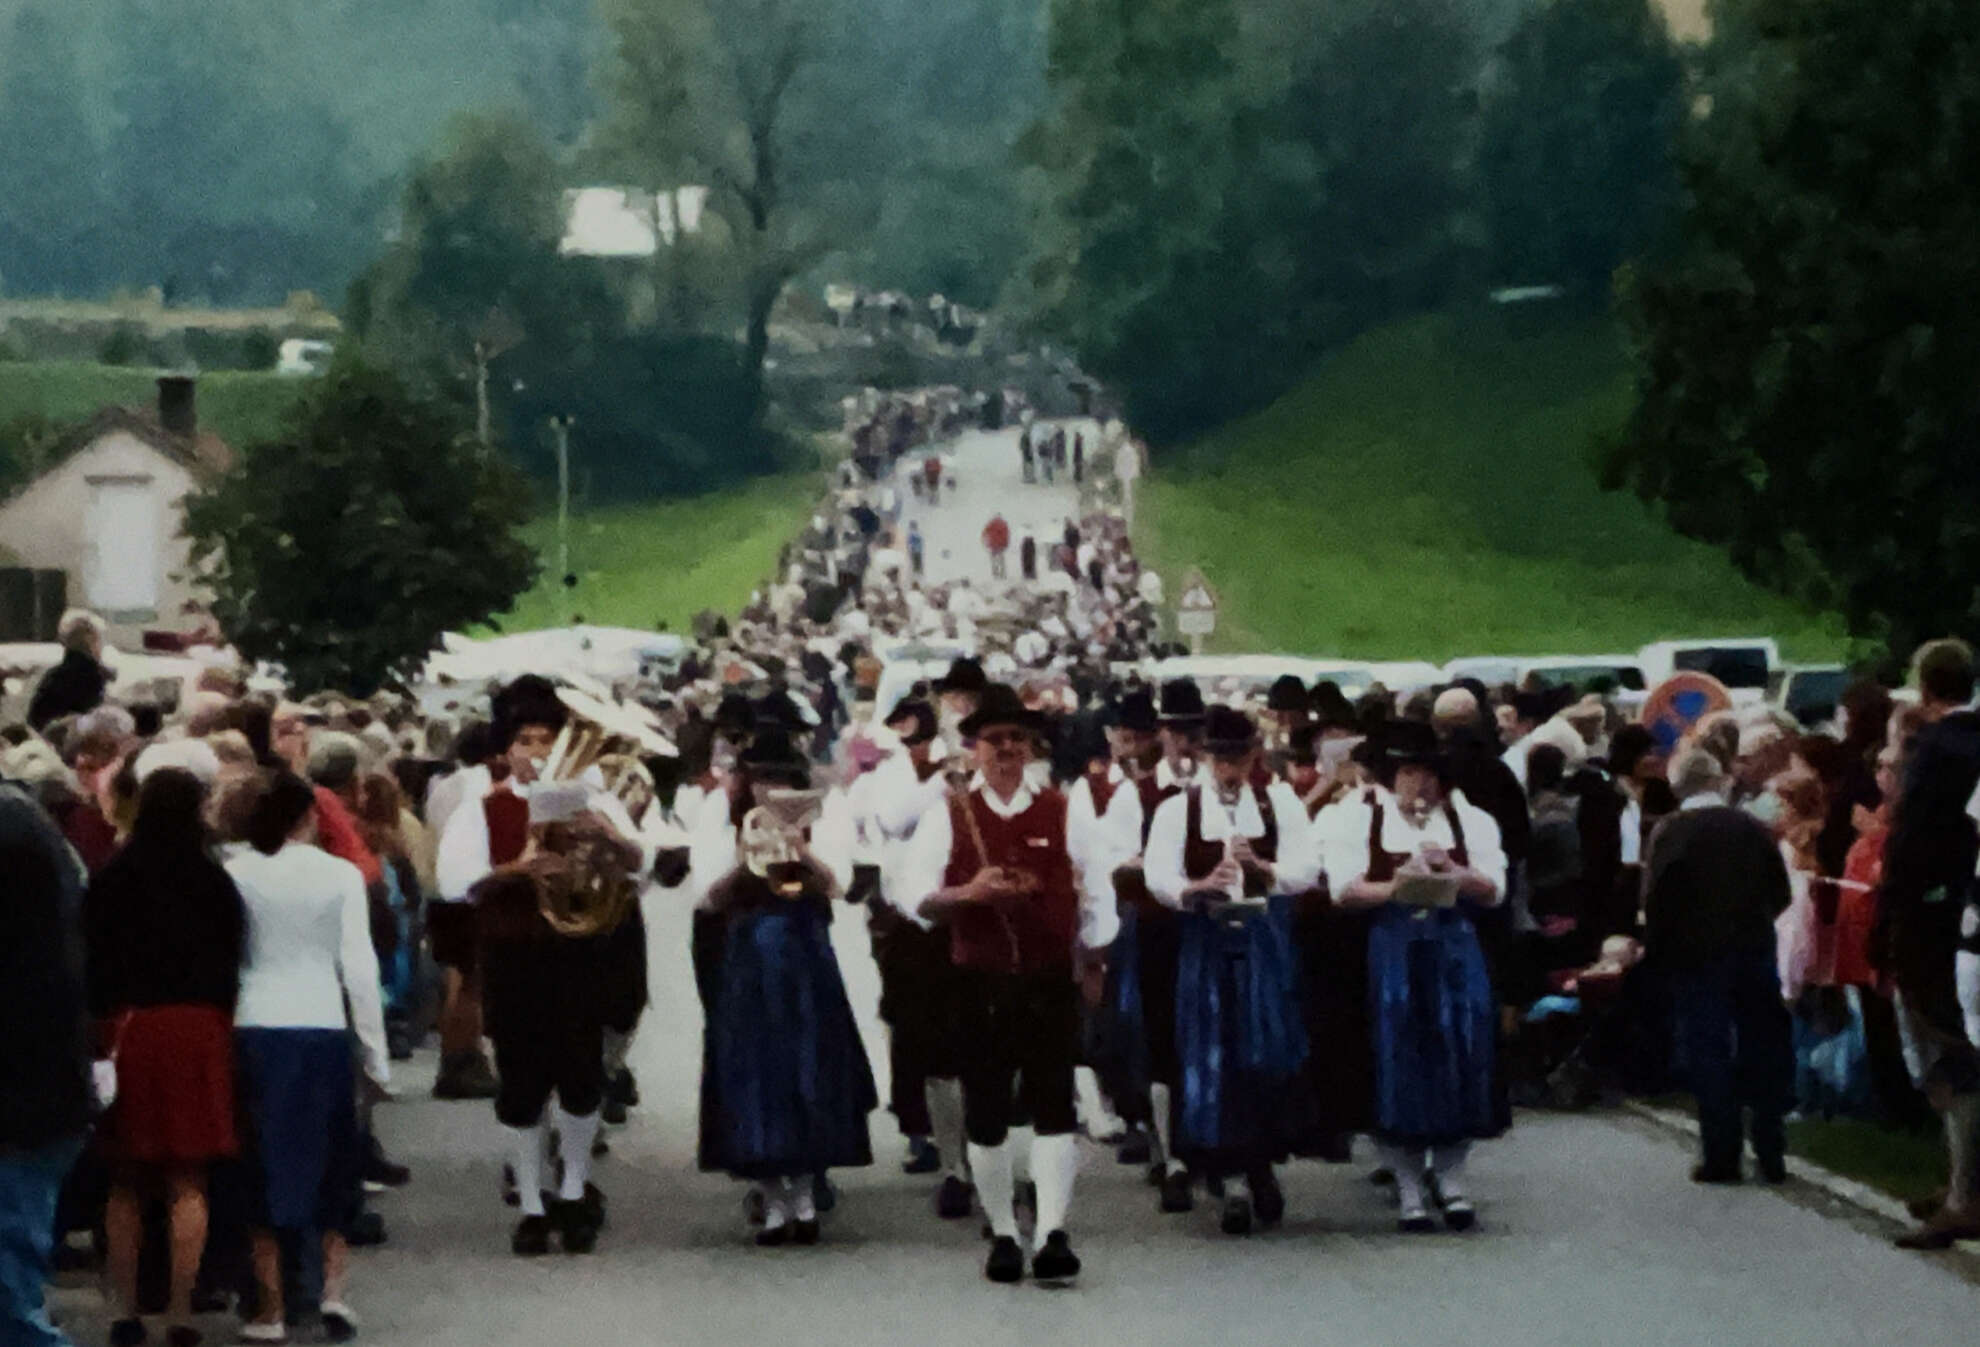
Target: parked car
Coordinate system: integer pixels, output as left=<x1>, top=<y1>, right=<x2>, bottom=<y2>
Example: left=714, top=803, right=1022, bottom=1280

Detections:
left=1637, top=638, right=1780, bottom=706
left=1776, top=663, right=1851, bottom=729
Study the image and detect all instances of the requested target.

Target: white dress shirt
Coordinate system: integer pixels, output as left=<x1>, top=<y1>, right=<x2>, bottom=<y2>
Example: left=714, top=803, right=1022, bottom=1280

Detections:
left=898, top=778, right=1119, bottom=951
left=1323, top=789, right=1507, bottom=903
left=227, top=843, right=390, bottom=1087
left=1144, top=781, right=1323, bottom=908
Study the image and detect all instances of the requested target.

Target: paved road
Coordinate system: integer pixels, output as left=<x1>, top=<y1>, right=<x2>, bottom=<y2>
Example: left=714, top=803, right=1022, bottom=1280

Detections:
left=52, top=870, right=1980, bottom=1347
left=896, top=420, right=1102, bottom=592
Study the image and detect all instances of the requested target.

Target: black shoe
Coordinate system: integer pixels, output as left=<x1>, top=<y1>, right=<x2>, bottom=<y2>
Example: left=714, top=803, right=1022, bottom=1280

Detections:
left=985, top=1235, right=1025, bottom=1284
left=813, top=1174, right=838, bottom=1214
left=1159, top=1167, right=1194, bottom=1214
left=345, top=1210, right=387, bottom=1247
left=1443, top=1198, right=1477, bottom=1232
left=792, top=1218, right=821, bottom=1246
left=166, top=1326, right=202, bottom=1347
left=936, top=1174, right=974, bottom=1220
left=387, top=1025, right=415, bottom=1062
left=1691, top=1164, right=1742, bottom=1185
left=1145, top=1162, right=1166, bottom=1188
left=1220, top=1194, right=1253, bottom=1236
left=601, top=1096, right=629, bottom=1127
left=111, top=1317, right=147, bottom=1347
left=591, top=1135, right=610, bottom=1158
left=1031, top=1229, right=1081, bottom=1283
left=554, top=1199, right=599, bottom=1254
left=756, top=1220, right=791, bottom=1248
left=1399, top=1207, right=1437, bottom=1234
left=1757, top=1155, right=1788, bottom=1185
left=606, top=1068, right=639, bottom=1109
left=432, top=1052, right=498, bottom=1100
left=903, top=1137, right=942, bottom=1175
left=1117, top=1127, right=1152, bottom=1166
left=363, top=1145, right=411, bottom=1191
left=581, top=1182, right=607, bottom=1229
left=1370, top=1167, right=1396, bottom=1187
left=319, top=1303, right=358, bottom=1345
left=511, top=1214, right=552, bottom=1257
left=1250, top=1169, right=1286, bottom=1228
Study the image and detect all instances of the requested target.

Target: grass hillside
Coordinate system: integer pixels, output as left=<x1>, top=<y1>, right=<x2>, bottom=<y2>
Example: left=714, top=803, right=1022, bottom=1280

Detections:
left=1136, top=312, right=1845, bottom=662
left=0, top=361, right=304, bottom=448
left=496, top=473, right=825, bottom=635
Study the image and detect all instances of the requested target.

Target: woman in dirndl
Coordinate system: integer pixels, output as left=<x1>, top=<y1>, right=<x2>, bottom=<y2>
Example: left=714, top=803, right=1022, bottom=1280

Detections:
left=699, top=729, right=875, bottom=1245
left=86, top=765, right=246, bottom=1347
left=1334, top=720, right=1508, bottom=1234
left=225, top=771, right=390, bottom=1343
left=1143, top=706, right=1321, bottom=1235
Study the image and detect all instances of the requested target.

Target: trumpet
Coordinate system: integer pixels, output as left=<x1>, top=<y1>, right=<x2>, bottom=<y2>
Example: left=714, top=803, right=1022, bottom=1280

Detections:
left=740, top=788, right=826, bottom=898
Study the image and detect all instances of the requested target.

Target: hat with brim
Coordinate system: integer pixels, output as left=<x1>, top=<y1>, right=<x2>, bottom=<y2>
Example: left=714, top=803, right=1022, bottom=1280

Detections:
left=1204, top=704, right=1259, bottom=759
left=1266, top=675, right=1309, bottom=713
left=958, top=683, right=1043, bottom=739
left=1380, top=719, right=1447, bottom=773
left=884, top=698, right=938, bottom=747
left=1112, top=687, right=1160, bottom=735
left=738, top=726, right=811, bottom=785
left=935, top=657, right=988, bottom=696
left=1159, top=678, right=1206, bottom=726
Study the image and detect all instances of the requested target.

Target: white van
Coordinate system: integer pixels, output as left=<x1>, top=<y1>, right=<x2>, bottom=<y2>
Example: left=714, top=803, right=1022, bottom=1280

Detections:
left=1638, top=638, right=1781, bottom=706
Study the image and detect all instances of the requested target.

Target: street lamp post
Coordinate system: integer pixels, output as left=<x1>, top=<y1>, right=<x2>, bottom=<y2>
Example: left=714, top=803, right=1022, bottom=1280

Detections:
left=551, top=415, right=575, bottom=625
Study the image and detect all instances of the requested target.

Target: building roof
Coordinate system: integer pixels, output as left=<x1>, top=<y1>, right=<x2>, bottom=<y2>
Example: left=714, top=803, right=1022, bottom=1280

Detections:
left=0, top=403, right=234, bottom=508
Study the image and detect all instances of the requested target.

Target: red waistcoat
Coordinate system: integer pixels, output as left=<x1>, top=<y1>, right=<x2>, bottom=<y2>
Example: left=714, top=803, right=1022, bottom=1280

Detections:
left=486, top=790, right=531, bottom=867
left=1364, top=800, right=1469, bottom=883
left=1183, top=785, right=1280, bottom=898
left=942, top=787, right=1080, bottom=974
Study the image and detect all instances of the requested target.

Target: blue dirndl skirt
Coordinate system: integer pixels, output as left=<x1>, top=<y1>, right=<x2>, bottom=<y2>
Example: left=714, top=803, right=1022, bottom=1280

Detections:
left=1175, top=894, right=1310, bottom=1168
left=235, top=1028, right=361, bottom=1233
left=1367, top=904, right=1503, bottom=1145
left=710, top=904, right=878, bottom=1180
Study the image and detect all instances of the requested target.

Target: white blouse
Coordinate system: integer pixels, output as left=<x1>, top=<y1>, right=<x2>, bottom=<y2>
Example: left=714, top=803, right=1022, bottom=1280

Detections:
left=226, top=843, right=390, bottom=1087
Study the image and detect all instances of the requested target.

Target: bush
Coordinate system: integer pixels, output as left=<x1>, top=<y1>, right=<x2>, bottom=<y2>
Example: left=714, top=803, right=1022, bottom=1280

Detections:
left=98, top=323, right=147, bottom=367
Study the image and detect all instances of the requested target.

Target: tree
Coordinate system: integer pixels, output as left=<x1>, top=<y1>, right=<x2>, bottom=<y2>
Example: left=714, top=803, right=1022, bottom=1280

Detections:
left=183, top=362, right=539, bottom=695
left=1023, top=0, right=1271, bottom=441
left=601, top=0, right=851, bottom=430
left=1608, top=0, right=1980, bottom=655
left=1478, top=0, right=1686, bottom=293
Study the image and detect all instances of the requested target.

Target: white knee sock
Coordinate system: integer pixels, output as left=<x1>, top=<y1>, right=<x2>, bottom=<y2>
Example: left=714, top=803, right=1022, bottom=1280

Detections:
left=1430, top=1142, right=1471, bottom=1201
left=507, top=1124, right=546, bottom=1218
left=1376, top=1141, right=1427, bottom=1211
left=1150, top=1083, right=1180, bottom=1172
left=928, top=1078, right=967, bottom=1179
left=553, top=1105, right=600, bottom=1201
left=759, top=1182, right=788, bottom=1231
left=1031, top=1133, right=1079, bottom=1236
left=1074, top=1067, right=1120, bottom=1135
left=791, top=1173, right=817, bottom=1223
left=969, top=1141, right=1018, bottom=1239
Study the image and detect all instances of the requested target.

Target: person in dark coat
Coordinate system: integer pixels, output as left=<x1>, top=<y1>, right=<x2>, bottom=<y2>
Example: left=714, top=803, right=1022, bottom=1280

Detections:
left=27, top=611, right=110, bottom=731
left=1877, top=639, right=1980, bottom=1248
left=0, top=777, right=91, bottom=1347
left=1643, top=747, right=1793, bottom=1186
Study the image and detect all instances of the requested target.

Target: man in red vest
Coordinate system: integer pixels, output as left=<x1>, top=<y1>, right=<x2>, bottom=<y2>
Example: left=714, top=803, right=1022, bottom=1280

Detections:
left=901, top=684, right=1115, bottom=1285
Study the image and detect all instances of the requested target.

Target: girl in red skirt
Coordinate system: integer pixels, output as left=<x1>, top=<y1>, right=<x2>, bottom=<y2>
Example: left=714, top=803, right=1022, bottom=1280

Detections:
left=85, top=766, right=246, bottom=1347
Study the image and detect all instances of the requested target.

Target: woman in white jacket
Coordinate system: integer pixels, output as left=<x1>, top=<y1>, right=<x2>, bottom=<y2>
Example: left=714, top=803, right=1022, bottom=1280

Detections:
left=225, top=771, right=389, bottom=1345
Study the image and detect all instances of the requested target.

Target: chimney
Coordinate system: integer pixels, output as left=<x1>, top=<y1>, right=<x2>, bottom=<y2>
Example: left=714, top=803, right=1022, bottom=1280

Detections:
left=157, top=374, right=197, bottom=438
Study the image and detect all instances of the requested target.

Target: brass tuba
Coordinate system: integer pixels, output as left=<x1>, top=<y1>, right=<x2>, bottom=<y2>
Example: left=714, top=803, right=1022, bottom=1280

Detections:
left=740, top=788, right=826, bottom=897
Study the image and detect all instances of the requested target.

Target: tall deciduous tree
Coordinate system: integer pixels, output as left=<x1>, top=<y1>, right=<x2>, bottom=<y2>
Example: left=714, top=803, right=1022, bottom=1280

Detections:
left=1478, top=0, right=1686, bottom=293
left=1609, top=0, right=1980, bottom=654
left=601, top=0, right=840, bottom=430
left=184, top=362, right=538, bottom=695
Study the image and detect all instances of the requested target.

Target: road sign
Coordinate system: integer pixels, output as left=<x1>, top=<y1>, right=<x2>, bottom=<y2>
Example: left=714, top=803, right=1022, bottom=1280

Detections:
left=1175, top=567, right=1218, bottom=645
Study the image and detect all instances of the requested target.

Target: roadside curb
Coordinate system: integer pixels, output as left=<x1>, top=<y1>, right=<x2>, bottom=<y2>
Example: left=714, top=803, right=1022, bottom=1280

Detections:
left=1623, top=1100, right=1980, bottom=1256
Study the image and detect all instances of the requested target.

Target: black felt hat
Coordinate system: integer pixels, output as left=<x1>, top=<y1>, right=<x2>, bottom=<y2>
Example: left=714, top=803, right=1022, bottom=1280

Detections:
left=959, top=683, right=1042, bottom=739
left=1159, top=678, right=1206, bottom=725
left=1381, top=718, right=1446, bottom=770
left=1203, top=704, right=1260, bottom=758
left=1112, top=687, right=1160, bottom=734
left=1266, top=675, right=1310, bottom=713
left=935, top=657, right=989, bottom=695
left=738, top=726, right=810, bottom=783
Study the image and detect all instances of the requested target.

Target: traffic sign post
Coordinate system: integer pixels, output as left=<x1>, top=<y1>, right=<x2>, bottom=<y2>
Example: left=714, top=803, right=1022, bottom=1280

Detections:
left=1175, top=567, right=1218, bottom=655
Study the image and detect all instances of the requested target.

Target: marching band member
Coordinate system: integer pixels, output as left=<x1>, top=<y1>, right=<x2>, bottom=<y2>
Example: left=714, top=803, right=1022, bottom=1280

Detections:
left=699, top=728, right=875, bottom=1246
left=900, top=684, right=1117, bottom=1285
left=865, top=699, right=974, bottom=1218
left=472, top=787, right=642, bottom=1256
left=1329, top=720, right=1508, bottom=1233
left=1144, top=705, right=1321, bottom=1234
